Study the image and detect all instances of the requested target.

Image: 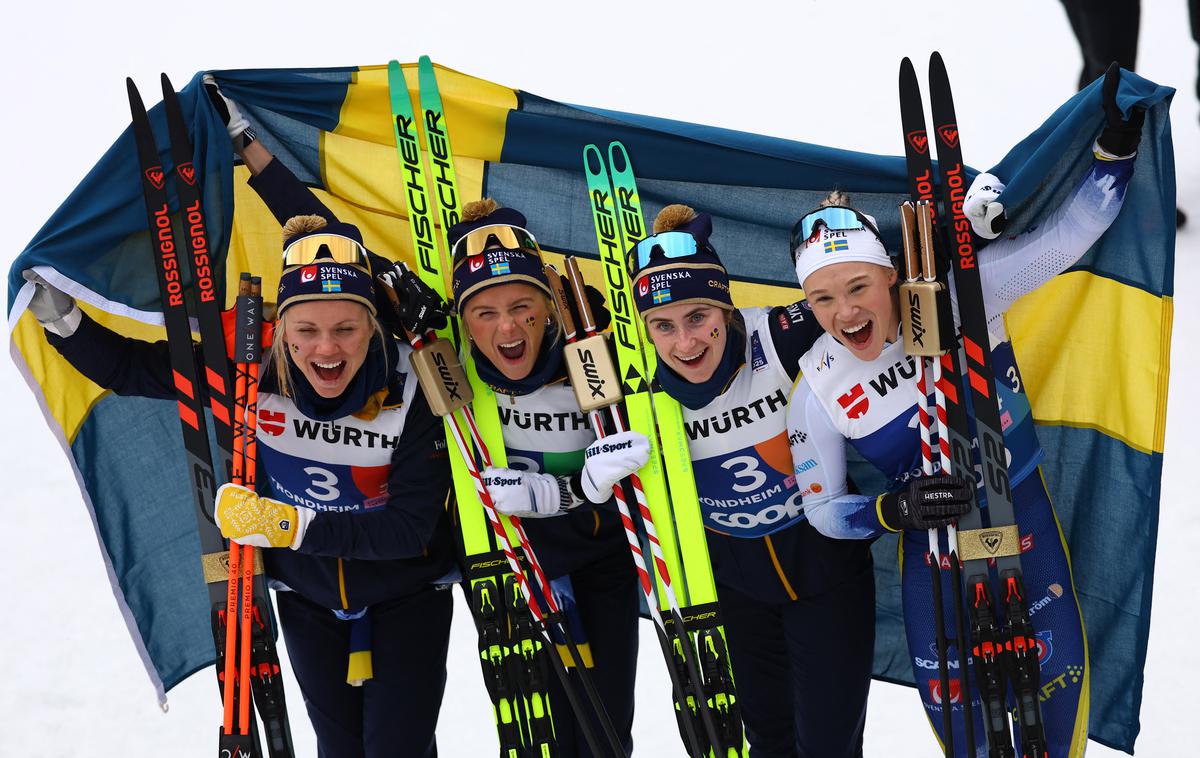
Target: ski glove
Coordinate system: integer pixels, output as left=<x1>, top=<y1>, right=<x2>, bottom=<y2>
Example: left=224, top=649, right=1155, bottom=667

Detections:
left=376, top=262, right=451, bottom=337
left=1097, top=61, right=1145, bottom=158
left=215, top=483, right=314, bottom=549
left=202, top=74, right=255, bottom=150
left=877, top=474, right=974, bottom=532
left=964, top=172, right=1007, bottom=240
left=23, top=270, right=80, bottom=338
left=482, top=467, right=576, bottom=518
left=579, top=431, right=650, bottom=504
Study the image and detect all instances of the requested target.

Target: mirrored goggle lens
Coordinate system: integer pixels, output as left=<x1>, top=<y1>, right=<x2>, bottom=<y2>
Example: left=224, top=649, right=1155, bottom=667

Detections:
left=452, top=224, right=540, bottom=261
left=794, top=207, right=868, bottom=244
left=633, top=231, right=701, bottom=270
left=282, top=234, right=369, bottom=268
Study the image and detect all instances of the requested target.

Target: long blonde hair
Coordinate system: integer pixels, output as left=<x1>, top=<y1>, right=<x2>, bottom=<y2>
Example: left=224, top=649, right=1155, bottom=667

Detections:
left=269, top=305, right=388, bottom=399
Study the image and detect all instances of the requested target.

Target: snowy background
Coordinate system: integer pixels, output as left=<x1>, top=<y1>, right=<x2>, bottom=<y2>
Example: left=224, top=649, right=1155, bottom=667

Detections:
left=2, top=1, right=1195, bottom=755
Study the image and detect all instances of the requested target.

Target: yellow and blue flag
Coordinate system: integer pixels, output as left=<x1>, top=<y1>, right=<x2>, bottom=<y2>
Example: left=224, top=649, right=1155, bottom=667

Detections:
left=5, top=62, right=1173, bottom=750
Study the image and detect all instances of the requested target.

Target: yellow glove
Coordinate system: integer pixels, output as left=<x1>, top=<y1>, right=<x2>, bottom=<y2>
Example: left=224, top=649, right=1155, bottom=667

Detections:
left=215, top=483, right=312, bottom=549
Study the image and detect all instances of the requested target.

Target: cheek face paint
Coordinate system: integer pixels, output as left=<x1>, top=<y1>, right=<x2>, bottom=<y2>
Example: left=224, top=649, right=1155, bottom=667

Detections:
left=526, top=316, right=537, bottom=326
left=710, top=327, right=720, bottom=339
left=291, top=343, right=300, bottom=353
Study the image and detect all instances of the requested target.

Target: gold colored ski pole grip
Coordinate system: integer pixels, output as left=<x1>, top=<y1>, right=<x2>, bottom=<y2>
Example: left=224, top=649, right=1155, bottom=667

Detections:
left=561, top=257, right=623, bottom=412
left=899, top=201, right=950, bottom=357
left=378, top=267, right=473, bottom=416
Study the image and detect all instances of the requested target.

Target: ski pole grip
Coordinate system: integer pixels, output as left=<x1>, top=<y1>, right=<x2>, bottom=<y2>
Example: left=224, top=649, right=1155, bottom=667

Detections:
left=899, top=201, right=920, bottom=282
left=564, top=257, right=597, bottom=335
left=543, top=263, right=577, bottom=341
left=411, top=339, right=472, bottom=417
left=557, top=257, right=621, bottom=411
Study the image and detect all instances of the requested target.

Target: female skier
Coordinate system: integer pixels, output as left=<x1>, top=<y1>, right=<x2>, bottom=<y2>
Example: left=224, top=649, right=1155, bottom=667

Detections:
left=626, top=205, right=876, bottom=757
left=24, top=101, right=457, bottom=757
left=784, top=64, right=1143, bottom=757
left=450, top=199, right=648, bottom=757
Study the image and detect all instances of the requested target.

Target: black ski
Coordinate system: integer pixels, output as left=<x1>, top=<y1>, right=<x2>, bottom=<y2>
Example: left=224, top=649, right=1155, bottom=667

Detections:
left=130, top=77, right=295, bottom=758
left=898, top=53, right=1050, bottom=758
left=159, top=75, right=294, bottom=758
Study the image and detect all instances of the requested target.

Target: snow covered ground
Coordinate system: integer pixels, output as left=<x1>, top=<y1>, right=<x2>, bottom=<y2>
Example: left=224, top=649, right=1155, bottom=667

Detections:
left=2, top=1, right=1195, bottom=755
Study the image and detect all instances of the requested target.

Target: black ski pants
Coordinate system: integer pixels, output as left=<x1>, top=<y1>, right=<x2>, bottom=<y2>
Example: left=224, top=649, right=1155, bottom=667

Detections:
left=719, top=563, right=875, bottom=758
left=277, top=585, right=453, bottom=758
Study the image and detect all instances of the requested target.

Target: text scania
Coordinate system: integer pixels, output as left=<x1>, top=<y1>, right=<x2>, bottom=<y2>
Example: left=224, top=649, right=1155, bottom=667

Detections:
left=153, top=203, right=184, bottom=306
left=499, top=407, right=590, bottom=432
left=293, top=419, right=401, bottom=449
left=685, top=389, right=787, bottom=439
left=184, top=200, right=216, bottom=302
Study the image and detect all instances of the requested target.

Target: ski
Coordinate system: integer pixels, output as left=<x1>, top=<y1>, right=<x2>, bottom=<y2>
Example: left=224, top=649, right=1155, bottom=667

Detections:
left=583, top=142, right=743, bottom=758
left=898, top=53, right=1048, bottom=758
left=129, top=78, right=263, bottom=758
left=386, top=59, right=547, bottom=758
left=390, top=59, right=626, bottom=758
left=159, top=75, right=294, bottom=758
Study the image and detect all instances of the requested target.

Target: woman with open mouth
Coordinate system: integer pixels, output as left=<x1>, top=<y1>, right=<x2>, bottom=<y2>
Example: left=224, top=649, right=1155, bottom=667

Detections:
left=784, top=65, right=1143, bottom=758
left=628, top=205, right=876, bottom=758
left=25, top=91, right=460, bottom=757
left=451, top=199, right=649, bottom=756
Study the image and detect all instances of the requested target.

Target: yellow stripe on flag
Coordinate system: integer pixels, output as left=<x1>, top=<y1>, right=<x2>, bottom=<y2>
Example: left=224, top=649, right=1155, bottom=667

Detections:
left=1007, top=270, right=1171, bottom=455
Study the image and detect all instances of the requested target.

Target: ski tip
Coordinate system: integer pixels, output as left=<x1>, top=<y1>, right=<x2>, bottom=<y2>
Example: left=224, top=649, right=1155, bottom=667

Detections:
left=608, top=141, right=629, bottom=172
left=387, top=59, right=401, bottom=72
left=419, top=54, right=432, bottom=67
left=930, top=50, right=945, bottom=70
left=160, top=72, right=174, bottom=92
left=582, top=143, right=603, bottom=173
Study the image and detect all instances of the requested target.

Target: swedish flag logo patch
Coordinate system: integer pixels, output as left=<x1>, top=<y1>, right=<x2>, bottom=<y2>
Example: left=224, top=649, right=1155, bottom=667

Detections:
left=824, top=238, right=849, bottom=254
left=490, top=261, right=511, bottom=276
left=652, top=288, right=671, bottom=304
left=321, top=279, right=342, bottom=293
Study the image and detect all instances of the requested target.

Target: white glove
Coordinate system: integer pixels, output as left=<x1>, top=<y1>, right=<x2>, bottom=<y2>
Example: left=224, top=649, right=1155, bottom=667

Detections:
left=23, top=270, right=80, bottom=338
left=963, top=172, right=1007, bottom=240
left=483, top=467, right=568, bottom=518
left=580, top=431, right=650, bottom=504
left=202, top=74, right=252, bottom=144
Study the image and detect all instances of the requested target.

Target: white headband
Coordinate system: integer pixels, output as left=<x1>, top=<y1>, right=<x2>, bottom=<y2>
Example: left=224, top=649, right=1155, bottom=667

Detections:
left=793, top=219, right=892, bottom=288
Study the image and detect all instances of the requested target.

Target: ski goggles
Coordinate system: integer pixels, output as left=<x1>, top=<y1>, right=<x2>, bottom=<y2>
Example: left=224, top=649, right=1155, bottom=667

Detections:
left=451, top=223, right=541, bottom=262
left=630, top=231, right=712, bottom=272
left=282, top=233, right=370, bottom=270
left=790, top=206, right=884, bottom=261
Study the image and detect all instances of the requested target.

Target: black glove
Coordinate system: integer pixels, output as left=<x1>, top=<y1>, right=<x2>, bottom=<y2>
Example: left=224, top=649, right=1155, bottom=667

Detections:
left=1097, top=62, right=1145, bottom=157
left=879, top=474, right=974, bottom=531
left=376, top=262, right=451, bottom=336
left=557, top=275, right=612, bottom=333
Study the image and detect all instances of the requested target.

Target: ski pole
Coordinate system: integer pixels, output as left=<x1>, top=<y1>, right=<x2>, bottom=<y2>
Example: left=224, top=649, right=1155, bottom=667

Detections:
left=544, top=260, right=710, bottom=757
left=384, top=270, right=624, bottom=758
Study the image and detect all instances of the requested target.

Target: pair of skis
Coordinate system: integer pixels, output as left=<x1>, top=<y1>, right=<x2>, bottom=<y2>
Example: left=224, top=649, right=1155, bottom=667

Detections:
left=384, top=57, right=624, bottom=758
left=582, top=142, right=743, bottom=758
left=897, top=53, right=1047, bottom=758
left=127, top=76, right=292, bottom=758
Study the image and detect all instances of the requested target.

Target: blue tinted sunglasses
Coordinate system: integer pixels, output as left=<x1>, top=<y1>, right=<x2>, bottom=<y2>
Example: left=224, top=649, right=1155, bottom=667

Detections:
left=631, top=231, right=710, bottom=271
left=790, top=206, right=883, bottom=261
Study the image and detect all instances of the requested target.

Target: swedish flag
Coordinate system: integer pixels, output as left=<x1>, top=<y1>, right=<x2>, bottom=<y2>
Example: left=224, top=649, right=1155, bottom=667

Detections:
left=321, top=279, right=341, bottom=293
left=824, top=238, right=849, bottom=254
left=4, top=63, right=1174, bottom=750
left=652, top=288, right=671, bottom=304
left=490, top=261, right=510, bottom=276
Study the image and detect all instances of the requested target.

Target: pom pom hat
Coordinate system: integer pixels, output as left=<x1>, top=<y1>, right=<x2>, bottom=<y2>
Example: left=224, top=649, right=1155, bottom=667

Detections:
left=448, top=199, right=552, bottom=310
left=629, top=205, right=734, bottom=318
left=276, top=215, right=377, bottom=315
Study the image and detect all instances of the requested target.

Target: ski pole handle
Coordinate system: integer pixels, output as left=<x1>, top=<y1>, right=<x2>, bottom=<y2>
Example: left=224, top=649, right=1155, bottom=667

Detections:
left=543, top=263, right=578, bottom=342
